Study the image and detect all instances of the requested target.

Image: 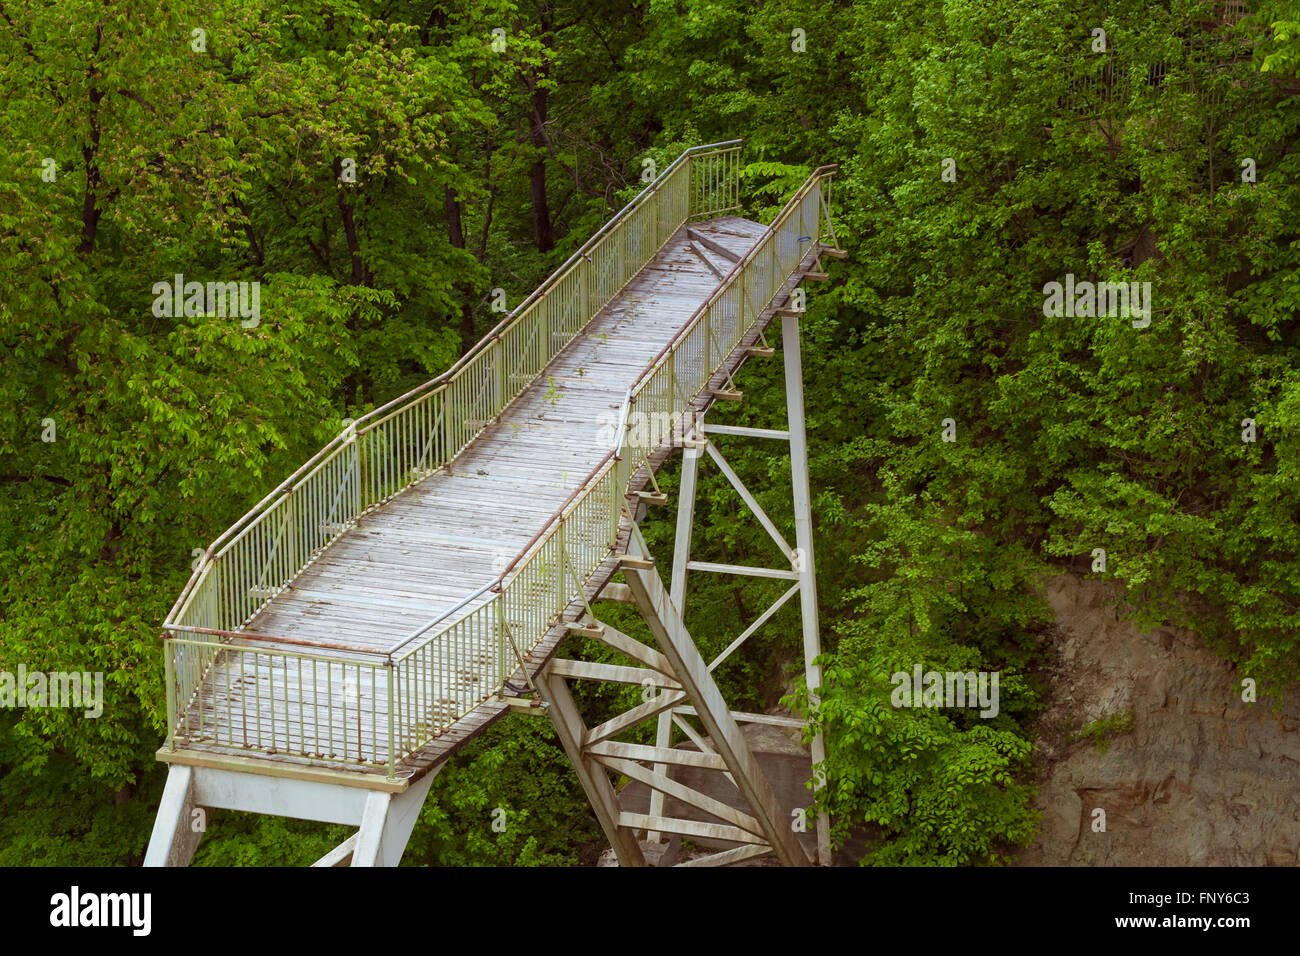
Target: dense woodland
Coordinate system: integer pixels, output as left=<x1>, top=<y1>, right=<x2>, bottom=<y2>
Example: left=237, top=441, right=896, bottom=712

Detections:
left=1, top=0, right=1298, bottom=866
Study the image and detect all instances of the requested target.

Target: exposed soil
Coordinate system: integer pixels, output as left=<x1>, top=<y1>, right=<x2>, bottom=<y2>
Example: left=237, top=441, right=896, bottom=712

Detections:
left=1017, top=574, right=1300, bottom=866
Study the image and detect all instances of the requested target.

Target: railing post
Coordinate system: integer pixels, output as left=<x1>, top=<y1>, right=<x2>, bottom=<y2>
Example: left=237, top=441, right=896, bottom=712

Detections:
left=702, top=307, right=711, bottom=383
left=822, top=178, right=830, bottom=242
left=442, top=387, right=453, bottom=467
left=731, top=147, right=737, bottom=211
left=495, top=337, right=506, bottom=412
left=545, top=293, right=553, bottom=358
left=164, top=639, right=176, bottom=751
left=799, top=183, right=807, bottom=250
left=581, top=256, right=589, bottom=329
left=610, top=465, right=619, bottom=548
left=286, top=488, right=297, bottom=577
left=386, top=661, right=396, bottom=778
left=355, top=427, right=366, bottom=514
left=203, top=560, right=215, bottom=630
left=215, top=557, right=226, bottom=630
left=689, top=153, right=697, bottom=220
left=769, top=236, right=776, bottom=305
left=653, top=184, right=660, bottom=253
left=556, top=519, right=566, bottom=618
left=739, top=259, right=746, bottom=326
left=494, top=598, right=504, bottom=691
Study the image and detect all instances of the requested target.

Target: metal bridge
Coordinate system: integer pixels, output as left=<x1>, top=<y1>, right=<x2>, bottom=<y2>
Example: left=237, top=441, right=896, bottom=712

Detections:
left=145, top=141, right=843, bottom=867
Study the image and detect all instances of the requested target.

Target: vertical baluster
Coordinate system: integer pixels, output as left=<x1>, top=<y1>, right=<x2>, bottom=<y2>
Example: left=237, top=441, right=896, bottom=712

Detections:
left=228, top=544, right=237, bottom=626
left=250, top=651, right=260, bottom=749
left=311, top=659, right=318, bottom=756
left=240, top=539, right=250, bottom=623
left=318, top=460, right=326, bottom=549
left=417, top=394, right=426, bottom=475
left=711, top=152, right=716, bottom=214
left=268, top=652, right=277, bottom=752
left=223, top=649, right=232, bottom=745
left=196, top=641, right=206, bottom=741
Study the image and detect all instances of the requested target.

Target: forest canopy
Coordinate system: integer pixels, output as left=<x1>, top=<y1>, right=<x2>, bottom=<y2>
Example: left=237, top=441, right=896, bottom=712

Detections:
left=1, top=0, right=1297, bottom=865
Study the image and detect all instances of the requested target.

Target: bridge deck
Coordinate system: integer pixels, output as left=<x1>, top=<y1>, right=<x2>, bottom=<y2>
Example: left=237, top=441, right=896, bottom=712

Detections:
left=165, top=216, right=774, bottom=782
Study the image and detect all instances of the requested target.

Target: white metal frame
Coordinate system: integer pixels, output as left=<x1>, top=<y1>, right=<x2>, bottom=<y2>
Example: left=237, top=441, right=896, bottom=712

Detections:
left=144, top=763, right=441, bottom=867
left=538, top=276, right=834, bottom=866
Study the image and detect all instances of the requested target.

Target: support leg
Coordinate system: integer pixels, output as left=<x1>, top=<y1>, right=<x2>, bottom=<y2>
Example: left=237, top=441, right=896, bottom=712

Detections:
left=351, top=791, right=392, bottom=867
left=624, top=531, right=810, bottom=867
left=537, top=670, right=648, bottom=867
left=649, top=437, right=701, bottom=840
left=374, top=767, right=440, bottom=867
left=781, top=312, right=832, bottom=866
left=143, top=765, right=206, bottom=867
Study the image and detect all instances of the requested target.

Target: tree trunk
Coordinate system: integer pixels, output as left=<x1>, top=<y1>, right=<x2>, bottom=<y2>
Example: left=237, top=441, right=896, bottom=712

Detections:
left=445, top=186, right=477, bottom=348
left=527, top=5, right=554, bottom=253
left=528, top=80, right=553, bottom=253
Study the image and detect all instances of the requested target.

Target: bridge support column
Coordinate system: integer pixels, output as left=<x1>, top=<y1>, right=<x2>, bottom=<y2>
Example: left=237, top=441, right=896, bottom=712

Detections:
left=636, top=303, right=832, bottom=863
left=536, top=670, right=648, bottom=867
left=647, top=434, right=701, bottom=840
left=780, top=310, right=832, bottom=867
left=564, top=280, right=834, bottom=866
left=144, top=765, right=207, bottom=867
left=539, top=529, right=808, bottom=866
left=351, top=770, right=440, bottom=867
left=621, top=529, right=809, bottom=866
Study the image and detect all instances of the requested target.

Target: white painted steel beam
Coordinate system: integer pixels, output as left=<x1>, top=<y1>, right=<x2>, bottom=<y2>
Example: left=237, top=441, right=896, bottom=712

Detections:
left=143, top=766, right=205, bottom=868
left=701, top=423, right=790, bottom=440
left=624, top=527, right=810, bottom=866
left=536, top=671, right=647, bottom=867
left=685, top=560, right=799, bottom=581
left=146, top=763, right=440, bottom=867
left=781, top=311, right=831, bottom=866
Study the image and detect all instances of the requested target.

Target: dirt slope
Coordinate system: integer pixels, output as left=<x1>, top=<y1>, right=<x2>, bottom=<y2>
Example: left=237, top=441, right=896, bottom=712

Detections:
left=1018, top=574, right=1300, bottom=866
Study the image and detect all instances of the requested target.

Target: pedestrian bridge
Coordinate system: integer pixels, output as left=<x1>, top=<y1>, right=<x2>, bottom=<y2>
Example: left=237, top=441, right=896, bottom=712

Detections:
left=149, top=141, right=841, bottom=866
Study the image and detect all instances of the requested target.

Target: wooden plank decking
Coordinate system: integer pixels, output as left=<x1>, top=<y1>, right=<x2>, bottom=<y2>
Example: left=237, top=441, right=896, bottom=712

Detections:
left=165, top=214, right=827, bottom=784
left=247, top=217, right=762, bottom=650
left=164, top=208, right=836, bottom=787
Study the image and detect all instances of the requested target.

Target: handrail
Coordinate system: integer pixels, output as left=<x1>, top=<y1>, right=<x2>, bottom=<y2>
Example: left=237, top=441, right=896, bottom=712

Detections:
left=160, top=145, right=840, bottom=778
left=498, top=163, right=840, bottom=583
left=629, top=164, right=841, bottom=397
left=163, top=139, right=743, bottom=599
left=165, top=623, right=387, bottom=657
left=386, top=579, right=497, bottom=660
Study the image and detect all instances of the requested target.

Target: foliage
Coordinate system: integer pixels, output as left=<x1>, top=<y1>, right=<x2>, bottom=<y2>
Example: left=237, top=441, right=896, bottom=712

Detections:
left=1074, top=711, right=1136, bottom=753
left=1, top=0, right=1296, bottom=866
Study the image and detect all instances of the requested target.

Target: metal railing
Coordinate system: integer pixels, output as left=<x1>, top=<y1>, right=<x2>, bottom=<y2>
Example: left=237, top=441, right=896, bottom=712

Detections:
left=162, top=144, right=838, bottom=776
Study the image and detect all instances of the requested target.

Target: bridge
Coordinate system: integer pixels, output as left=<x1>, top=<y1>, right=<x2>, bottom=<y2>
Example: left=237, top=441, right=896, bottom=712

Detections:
left=145, top=141, right=843, bottom=867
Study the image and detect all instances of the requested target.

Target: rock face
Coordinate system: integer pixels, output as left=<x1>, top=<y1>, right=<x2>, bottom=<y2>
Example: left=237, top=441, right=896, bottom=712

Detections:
left=1018, top=574, right=1300, bottom=866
